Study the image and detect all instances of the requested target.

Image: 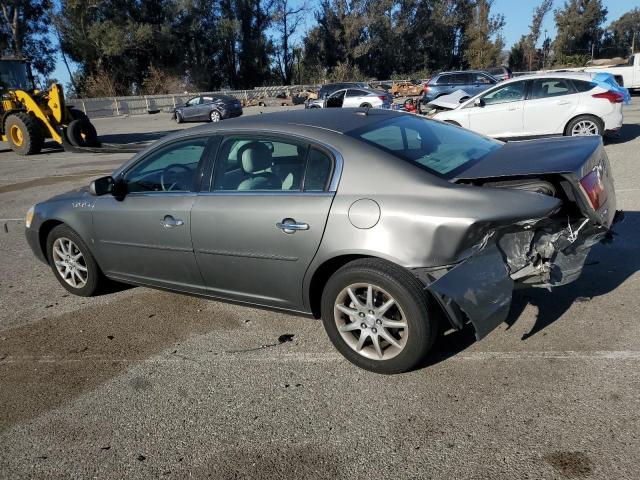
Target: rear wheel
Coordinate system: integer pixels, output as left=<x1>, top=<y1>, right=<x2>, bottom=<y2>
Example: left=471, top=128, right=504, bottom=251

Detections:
left=46, top=225, right=103, bottom=296
left=566, top=115, right=603, bottom=137
left=321, top=259, right=437, bottom=374
left=359, top=102, right=372, bottom=108
left=4, top=112, right=43, bottom=155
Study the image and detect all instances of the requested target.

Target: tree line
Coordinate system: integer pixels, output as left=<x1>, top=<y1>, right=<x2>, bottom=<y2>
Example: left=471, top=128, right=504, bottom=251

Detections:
left=0, top=0, right=638, bottom=97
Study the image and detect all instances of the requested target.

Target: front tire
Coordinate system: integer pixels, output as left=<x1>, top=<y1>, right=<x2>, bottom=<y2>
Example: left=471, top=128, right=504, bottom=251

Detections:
left=321, top=259, right=437, bottom=374
left=175, top=112, right=183, bottom=124
left=566, top=115, right=603, bottom=137
left=46, top=225, right=103, bottom=296
left=5, top=112, right=43, bottom=155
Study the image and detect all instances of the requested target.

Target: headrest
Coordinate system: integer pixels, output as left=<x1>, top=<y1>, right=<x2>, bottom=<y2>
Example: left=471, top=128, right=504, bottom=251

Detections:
left=240, top=142, right=272, bottom=173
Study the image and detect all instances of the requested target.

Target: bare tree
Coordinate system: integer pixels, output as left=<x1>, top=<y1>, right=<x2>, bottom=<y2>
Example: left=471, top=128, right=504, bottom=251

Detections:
left=273, top=0, right=307, bottom=84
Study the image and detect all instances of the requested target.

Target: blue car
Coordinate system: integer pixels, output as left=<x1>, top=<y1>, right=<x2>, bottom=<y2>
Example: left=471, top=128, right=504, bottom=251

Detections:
left=420, top=71, right=498, bottom=111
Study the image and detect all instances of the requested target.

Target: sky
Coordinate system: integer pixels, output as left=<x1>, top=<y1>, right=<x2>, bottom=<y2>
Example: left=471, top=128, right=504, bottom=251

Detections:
left=50, top=0, right=636, bottom=86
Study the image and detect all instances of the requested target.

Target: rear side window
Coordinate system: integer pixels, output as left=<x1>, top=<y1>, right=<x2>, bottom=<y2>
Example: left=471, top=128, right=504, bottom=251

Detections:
left=304, top=149, right=333, bottom=191
left=530, top=79, right=573, bottom=99
left=572, top=80, right=596, bottom=92
left=347, top=89, right=369, bottom=97
left=212, top=137, right=334, bottom=192
left=348, top=115, right=501, bottom=178
left=452, top=73, right=469, bottom=84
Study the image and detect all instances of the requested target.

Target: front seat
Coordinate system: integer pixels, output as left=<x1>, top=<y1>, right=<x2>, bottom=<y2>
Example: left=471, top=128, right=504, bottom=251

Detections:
left=237, top=142, right=282, bottom=190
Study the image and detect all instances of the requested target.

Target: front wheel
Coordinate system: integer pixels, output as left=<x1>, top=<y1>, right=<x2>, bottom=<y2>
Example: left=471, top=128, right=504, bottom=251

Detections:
left=46, top=225, right=103, bottom=296
left=321, top=259, right=437, bottom=374
left=566, top=115, right=603, bottom=137
left=4, top=112, right=43, bottom=155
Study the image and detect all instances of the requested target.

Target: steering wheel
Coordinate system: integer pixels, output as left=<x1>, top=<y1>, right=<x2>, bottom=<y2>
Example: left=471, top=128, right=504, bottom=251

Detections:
left=160, top=163, right=192, bottom=191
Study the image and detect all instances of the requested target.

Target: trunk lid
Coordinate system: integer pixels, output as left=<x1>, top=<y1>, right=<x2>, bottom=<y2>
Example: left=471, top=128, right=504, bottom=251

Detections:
left=453, top=136, right=616, bottom=227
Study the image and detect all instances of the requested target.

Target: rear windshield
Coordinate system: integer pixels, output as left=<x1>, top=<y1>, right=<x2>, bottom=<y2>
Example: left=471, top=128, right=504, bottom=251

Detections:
left=346, top=115, right=502, bottom=178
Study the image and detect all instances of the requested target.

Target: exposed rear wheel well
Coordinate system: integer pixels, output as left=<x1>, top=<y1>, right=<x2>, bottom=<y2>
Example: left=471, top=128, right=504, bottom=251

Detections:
left=308, top=255, right=373, bottom=318
left=39, top=220, right=64, bottom=261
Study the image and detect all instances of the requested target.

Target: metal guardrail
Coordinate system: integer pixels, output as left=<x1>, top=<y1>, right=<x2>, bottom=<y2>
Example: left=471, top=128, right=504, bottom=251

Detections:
left=67, top=85, right=321, bottom=119
left=68, top=74, right=536, bottom=119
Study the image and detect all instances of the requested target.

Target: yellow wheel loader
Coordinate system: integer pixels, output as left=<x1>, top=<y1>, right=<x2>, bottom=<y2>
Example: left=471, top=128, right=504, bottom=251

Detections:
left=0, top=58, right=98, bottom=155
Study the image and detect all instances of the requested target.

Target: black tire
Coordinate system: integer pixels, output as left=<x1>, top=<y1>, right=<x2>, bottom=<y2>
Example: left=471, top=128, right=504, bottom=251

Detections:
left=67, top=118, right=98, bottom=147
left=565, top=115, right=603, bottom=137
left=46, top=224, right=103, bottom=297
left=359, top=102, right=372, bottom=108
left=4, top=112, right=44, bottom=155
left=209, top=109, right=222, bottom=122
left=321, top=258, right=437, bottom=374
left=175, top=111, right=183, bottom=124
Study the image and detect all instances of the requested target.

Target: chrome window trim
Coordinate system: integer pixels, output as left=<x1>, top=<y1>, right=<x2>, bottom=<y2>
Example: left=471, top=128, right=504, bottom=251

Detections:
left=197, top=191, right=334, bottom=197
left=124, top=191, right=198, bottom=197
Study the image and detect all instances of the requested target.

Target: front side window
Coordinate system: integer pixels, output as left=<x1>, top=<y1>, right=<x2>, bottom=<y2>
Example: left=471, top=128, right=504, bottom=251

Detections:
left=124, top=137, right=208, bottom=193
left=347, top=115, right=501, bottom=177
left=530, top=79, right=573, bottom=99
left=481, top=82, right=526, bottom=105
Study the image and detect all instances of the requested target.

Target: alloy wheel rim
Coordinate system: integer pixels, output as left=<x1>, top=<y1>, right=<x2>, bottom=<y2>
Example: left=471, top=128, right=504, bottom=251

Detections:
left=211, top=111, right=220, bottom=122
left=571, top=120, right=598, bottom=136
left=334, top=283, right=408, bottom=361
left=52, top=237, right=88, bottom=288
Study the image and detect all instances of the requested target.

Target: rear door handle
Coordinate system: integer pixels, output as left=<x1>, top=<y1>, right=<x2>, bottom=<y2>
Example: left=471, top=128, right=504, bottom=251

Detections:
left=276, top=218, right=309, bottom=234
left=161, top=215, right=184, bottom=228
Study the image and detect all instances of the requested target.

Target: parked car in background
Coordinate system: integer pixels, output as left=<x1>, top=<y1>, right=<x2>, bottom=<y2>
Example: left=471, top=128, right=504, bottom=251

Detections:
left=316, top=82, right=372, bottom=100
left=26, top=109, right=618, bottom=374
left=483, top=65, right=512, bottom=82
left=585, top=53, right=640, bottom=91
left=433, top=72, right=625, bottom=139
left=306, top=87, right=392, bottom=109
left=174, top=94, right=242, bottom=123
left=420, top=71, right=497, bottom=110
left=391, top=80, right=424, bottom=97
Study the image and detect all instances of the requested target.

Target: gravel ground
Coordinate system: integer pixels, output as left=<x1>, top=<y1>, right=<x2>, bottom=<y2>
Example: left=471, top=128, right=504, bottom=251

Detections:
left=1, top=103, right=639, bottom=479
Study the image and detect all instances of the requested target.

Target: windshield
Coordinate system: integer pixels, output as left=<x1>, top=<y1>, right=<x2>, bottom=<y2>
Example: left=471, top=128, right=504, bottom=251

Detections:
left=0, top=61, right=33, bottom=91
left=346, top=115, right=502, bottom=178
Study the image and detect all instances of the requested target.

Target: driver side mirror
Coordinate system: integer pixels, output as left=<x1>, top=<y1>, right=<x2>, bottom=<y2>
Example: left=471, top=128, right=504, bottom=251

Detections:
left=474, top=98, right=485, bottom=107
left=89, top=176, right=114, bottom=196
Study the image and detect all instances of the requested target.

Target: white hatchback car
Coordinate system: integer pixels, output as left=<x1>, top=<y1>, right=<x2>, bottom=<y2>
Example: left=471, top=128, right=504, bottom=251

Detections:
left=433, top=73, right=624, bottom=139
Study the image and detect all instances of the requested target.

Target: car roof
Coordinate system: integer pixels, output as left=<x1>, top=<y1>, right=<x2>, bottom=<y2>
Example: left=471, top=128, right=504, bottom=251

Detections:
left=172, top=108, right=403, bottom=137
left=501, top=72, right=595, bottom=82
left=436, top=70, right=492, bottom=75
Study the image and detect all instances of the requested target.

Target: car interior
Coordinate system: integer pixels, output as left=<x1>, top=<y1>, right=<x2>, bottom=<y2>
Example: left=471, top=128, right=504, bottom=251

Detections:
left=213, top=139, right=332, bottom=192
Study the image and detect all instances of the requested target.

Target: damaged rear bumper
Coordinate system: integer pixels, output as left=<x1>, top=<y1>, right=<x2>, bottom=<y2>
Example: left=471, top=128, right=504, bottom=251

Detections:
left=415, top=211, right=622, bottom=340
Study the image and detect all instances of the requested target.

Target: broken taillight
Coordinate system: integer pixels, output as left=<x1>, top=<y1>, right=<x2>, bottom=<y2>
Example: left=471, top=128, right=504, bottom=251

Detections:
left=579, top=167, right=607, bottom=210
left=378, top=95, right=387, bottom=101
left=592, top=91, right=624, bottom=103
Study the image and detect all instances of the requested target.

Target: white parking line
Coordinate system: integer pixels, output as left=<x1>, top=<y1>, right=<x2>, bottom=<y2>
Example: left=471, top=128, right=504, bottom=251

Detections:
left=0, top=219, right=23, bottom=222
left=2, top=350, right=640, bottom=364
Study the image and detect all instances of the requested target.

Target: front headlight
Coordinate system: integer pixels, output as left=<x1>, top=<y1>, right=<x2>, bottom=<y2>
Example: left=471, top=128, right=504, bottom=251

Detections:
left=25, top=205, right=35, bottom=228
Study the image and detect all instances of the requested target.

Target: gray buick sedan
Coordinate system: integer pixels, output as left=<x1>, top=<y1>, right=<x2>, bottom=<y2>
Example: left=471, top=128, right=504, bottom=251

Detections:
left=25, top=109, right=618, bottom=373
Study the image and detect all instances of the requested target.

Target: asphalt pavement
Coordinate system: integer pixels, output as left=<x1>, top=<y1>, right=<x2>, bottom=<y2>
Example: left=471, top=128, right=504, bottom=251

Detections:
left=1, top=103, right=639, bottom=479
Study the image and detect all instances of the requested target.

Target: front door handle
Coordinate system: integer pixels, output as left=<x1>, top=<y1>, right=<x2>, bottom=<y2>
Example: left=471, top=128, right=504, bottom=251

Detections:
left=557, top=100, right=570, bottom=105
left=276, top=218, right=309, bottom=234
left=161, top=215, right=184, bottom=228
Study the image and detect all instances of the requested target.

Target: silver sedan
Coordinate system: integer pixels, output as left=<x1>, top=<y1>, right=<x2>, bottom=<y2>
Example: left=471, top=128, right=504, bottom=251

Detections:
left=25, top=109, right=618, bottom=373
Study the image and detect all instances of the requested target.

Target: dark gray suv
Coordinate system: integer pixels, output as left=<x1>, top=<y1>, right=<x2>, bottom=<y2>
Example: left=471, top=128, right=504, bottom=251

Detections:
left=421, top=71, right=497, bottom=107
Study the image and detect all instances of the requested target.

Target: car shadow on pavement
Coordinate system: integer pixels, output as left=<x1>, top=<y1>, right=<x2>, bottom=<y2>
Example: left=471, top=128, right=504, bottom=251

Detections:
left=425, top=211, right=640, bottom=366
left=98, top=129, right=180, bottom=145
left=605, top=122, right=640, bottom=144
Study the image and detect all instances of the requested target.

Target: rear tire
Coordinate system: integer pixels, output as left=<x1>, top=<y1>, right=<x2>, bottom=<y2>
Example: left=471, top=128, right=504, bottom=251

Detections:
left=359, top=102, right=372, bottom=108
left=321, top=259, right=437, bottom=374
left=46, top=224, right=103, bottom=297
left=565, top=115, right=603, bottom=137
left=4, top=112, right=43, bottom=155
